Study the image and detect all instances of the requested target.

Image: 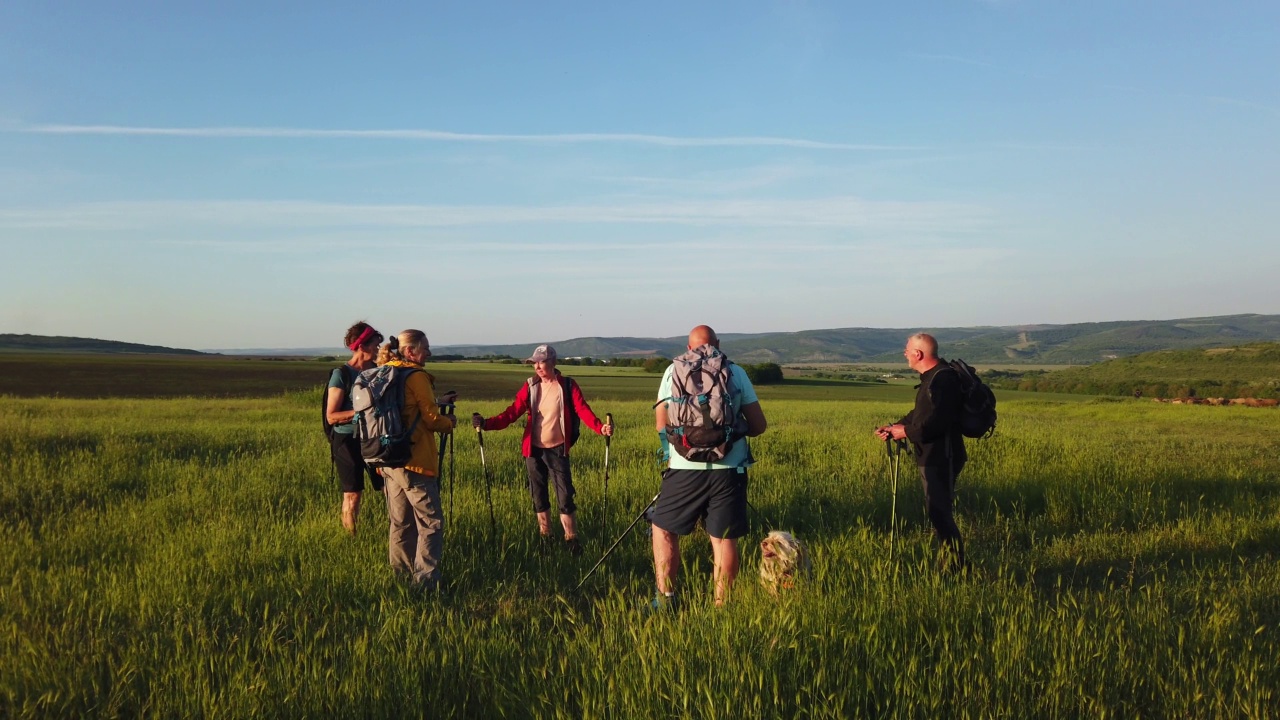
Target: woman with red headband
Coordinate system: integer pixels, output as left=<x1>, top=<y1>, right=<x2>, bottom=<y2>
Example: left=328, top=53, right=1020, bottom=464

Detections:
left=324, top=321, right=384, bottom=535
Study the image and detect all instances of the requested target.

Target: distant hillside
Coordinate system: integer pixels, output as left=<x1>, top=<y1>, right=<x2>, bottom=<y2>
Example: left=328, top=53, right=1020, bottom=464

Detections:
left=434, top=314, right=1280, bottom=365
left=0, top=334, right=204, bottom=355
left=986, top=342, right=1280, bottom=399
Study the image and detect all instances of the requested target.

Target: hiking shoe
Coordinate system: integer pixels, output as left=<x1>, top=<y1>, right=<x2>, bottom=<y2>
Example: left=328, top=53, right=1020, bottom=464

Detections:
left=564, top=537, right=583, bottom=557
left=649, top=592, right=680, bottom=615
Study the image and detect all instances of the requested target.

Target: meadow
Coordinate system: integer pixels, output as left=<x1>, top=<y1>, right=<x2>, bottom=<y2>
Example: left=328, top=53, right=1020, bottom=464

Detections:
left=2, top=360, right=1279, bottom=717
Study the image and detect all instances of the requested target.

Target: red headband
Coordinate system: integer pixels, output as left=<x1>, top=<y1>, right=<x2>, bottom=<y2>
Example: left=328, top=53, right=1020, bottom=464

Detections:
left=348, top=326, right=376, bottom=351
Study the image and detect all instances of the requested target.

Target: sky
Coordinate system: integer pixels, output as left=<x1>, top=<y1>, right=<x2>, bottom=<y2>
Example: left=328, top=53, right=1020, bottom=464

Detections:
left=1, top=1, right=1277, bottom=351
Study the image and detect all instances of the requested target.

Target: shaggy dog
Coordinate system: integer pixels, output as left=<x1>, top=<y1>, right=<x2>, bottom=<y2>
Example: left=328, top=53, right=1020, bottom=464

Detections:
left=759, top=530, right=810, bottom=595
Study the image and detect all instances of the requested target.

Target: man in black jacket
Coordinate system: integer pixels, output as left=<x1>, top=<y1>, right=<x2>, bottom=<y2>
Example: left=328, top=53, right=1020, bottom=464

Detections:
left=876, top=333, right=968, bottom=571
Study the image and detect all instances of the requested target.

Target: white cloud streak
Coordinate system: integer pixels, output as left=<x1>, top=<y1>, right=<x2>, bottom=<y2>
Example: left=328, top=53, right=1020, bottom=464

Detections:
left=15, top=124, right=920, bottom=151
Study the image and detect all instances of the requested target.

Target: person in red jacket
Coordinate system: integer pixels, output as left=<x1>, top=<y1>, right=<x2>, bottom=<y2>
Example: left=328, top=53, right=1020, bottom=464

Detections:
left=472, top=344, right=613, bottom=555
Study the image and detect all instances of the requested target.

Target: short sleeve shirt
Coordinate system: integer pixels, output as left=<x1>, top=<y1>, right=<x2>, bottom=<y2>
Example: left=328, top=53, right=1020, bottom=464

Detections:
left=533, top=380, right=566, bottom=449
left=657, top=362, right=759, bottom=471
left=328, top=367, right=357, bottom=434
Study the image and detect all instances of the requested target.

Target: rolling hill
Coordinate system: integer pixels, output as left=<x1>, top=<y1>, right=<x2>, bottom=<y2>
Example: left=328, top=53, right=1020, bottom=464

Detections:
left=434, top=313, right=1280, bottom=365
left=0, top=334, right=204, bottom=355
left=16, top=313, right=1279, bottom=365
left=986, top=342, right=1280, bottom=399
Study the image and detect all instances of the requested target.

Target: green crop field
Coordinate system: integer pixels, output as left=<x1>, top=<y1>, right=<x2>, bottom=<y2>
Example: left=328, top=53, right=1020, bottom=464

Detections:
left=2, top=361, right=1279, bottom=717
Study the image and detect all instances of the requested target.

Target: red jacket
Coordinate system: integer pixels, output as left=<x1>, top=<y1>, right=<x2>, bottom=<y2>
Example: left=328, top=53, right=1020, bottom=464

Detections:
left=481, top=372, right=604, bottom=457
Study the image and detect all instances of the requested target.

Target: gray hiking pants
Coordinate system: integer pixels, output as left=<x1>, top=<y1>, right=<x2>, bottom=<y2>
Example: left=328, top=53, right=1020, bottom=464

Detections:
left=382, top=467, right=443, bottom=590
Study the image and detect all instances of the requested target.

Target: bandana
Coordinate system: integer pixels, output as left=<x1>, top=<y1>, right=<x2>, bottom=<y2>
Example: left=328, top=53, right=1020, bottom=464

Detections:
left=348, top=327, right=377, bottom=351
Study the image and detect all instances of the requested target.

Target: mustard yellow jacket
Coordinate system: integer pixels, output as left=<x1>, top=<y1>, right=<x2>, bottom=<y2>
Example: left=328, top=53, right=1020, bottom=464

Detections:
left=386, top=360, right=454, bottom=476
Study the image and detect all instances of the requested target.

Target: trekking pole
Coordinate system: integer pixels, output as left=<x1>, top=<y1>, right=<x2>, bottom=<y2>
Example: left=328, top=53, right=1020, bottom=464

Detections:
left=747, top=500, right=776, bottom=532
left=437, top=398, right=456, bottom=523
left=576, top=491, right=661, bottom=591
left=476, top=427, right=497, bottom=546
left=448, top=430, right=455, bottom=526
left=884, top=437, right=906, bottom=556
left=601, top=412, right=613, bottom=543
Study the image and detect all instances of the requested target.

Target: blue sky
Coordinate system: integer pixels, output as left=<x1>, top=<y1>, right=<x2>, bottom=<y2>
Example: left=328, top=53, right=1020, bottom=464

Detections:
left=1, top=1, right=1277, bottom=350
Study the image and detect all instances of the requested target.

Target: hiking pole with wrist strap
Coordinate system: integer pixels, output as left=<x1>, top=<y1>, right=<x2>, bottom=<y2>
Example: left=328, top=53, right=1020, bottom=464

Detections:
left=577, top=490, right=661, bottom=591
left=476, top=427, right=497, bottom=547
left=601, top=412, right=613, bottom=543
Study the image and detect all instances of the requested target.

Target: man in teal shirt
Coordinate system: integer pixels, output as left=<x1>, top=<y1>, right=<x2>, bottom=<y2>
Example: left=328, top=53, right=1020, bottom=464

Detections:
left=651, top=325, right=768, bottom=608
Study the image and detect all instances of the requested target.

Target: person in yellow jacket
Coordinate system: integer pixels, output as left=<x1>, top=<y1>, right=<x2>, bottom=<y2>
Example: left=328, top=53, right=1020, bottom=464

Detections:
left=377, top=330, right=457, bottom=591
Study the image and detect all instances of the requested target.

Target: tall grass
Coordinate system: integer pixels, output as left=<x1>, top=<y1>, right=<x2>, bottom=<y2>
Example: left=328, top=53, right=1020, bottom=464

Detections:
left=2, top=393, right=1277, bottom=717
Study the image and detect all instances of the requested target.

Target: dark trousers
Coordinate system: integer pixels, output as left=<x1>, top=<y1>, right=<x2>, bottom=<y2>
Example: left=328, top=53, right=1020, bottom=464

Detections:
left=919, top=460, right=966, bottom=570
left=525, top=445, right=575, bottom=515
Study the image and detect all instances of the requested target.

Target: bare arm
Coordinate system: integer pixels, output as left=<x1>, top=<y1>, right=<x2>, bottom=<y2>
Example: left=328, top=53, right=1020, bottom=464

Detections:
left=655, top=402, right=669, bottom=431
left=741, top=401, right=767, bottom=437
left=326, top=387, right=355, bottom=426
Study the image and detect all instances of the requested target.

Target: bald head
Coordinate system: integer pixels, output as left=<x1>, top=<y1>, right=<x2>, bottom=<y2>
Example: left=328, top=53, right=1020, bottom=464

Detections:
left=904, top=333, right=940, bottom=373
left=907, top=333, right=938, bottom=358
left=688, top=325, right=719, bottom=350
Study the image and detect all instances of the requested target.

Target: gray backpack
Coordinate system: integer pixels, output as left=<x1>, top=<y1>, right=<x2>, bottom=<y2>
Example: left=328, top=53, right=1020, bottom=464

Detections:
left=350, top=365, right=420, bottom=468
left=660, top=345, right=748, bottom=463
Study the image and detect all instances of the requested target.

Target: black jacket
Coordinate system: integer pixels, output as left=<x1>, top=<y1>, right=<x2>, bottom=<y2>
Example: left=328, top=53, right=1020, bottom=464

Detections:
left=898, top=361, right=967, bottom=468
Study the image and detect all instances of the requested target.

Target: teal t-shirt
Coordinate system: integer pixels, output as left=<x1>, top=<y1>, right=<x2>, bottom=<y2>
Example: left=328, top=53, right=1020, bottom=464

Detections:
left=657, top=362, right=759, bottom=471
left=328, top=367, right=358, bottom=435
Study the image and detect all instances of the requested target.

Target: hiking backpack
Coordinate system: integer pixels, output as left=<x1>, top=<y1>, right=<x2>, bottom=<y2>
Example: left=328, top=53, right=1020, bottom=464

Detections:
left=660, top=345, right=749, bottom=463
left=945, top=359, right=998, bottom=439
left=350, top=365, right=421, bottom=467
left=526, top=376, right=582, bottom=446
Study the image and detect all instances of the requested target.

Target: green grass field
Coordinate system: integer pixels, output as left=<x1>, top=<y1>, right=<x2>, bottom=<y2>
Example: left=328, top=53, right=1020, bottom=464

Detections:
left=2, top=361, right=1278, bottom=717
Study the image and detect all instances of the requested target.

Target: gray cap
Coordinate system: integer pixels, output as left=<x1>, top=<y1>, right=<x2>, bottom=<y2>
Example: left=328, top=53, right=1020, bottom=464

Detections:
left=526, top=344, right=557, bottom=364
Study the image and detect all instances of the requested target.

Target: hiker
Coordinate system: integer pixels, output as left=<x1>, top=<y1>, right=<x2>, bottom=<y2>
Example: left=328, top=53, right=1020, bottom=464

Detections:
left=875, top=333, right=968, bottom=572
left=378, top=330, right=457, bottom=591
left=471, top=344, right=612, bottom=555
left=324, top=321, right=383, bottom=535
left=651, top=325, right=767, bottom=608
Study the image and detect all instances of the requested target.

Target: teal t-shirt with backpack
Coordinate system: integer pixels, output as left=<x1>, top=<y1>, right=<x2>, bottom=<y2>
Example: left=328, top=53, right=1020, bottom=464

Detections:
left=326, top=366, right=358, bottom=435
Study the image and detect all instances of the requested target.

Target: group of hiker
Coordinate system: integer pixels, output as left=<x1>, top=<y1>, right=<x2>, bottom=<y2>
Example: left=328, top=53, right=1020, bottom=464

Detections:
left=324, top=320, right=977, bottom=605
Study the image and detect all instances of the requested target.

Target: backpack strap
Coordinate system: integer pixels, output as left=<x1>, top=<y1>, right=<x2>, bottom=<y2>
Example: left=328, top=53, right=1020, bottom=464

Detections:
left=340, top=363, right=357, bottom=391
left=526, top=376, right=539, bottom=414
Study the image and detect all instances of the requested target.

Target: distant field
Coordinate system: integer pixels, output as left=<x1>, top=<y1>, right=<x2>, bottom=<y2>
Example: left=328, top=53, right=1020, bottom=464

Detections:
left=786, top=363, right=1076, bottom=373
left=0, top=353, right=1089, bottom=404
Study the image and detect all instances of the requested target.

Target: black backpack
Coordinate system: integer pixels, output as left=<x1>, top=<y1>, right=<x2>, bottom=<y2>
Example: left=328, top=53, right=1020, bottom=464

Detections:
left=322, top=365, right=357, bottom=440
left=945, top=359, right=997, bottom=439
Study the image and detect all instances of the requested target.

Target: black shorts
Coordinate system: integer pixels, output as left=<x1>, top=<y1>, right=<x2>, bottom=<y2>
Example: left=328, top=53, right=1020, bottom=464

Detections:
left=330, top=432, right=380, bottom=493
left=525, top=445, right=575, bottom=515
left=649, top=468, right=748, bottom=539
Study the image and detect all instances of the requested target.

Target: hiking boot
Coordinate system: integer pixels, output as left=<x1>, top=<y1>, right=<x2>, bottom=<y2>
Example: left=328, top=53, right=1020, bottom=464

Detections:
left=564, top=537, right=583, bottom=557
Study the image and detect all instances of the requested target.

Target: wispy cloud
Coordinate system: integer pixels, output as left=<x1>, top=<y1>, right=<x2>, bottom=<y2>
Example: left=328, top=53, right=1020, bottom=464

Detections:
left=14, top=124, right=920, bottom=151
left=0, top=197, right=994, bottom=232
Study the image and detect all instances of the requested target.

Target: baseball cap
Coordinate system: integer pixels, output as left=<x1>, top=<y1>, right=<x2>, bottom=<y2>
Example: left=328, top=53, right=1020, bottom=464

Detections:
left=526, top=344, right=557, bottom=364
